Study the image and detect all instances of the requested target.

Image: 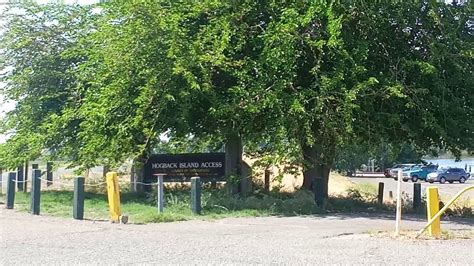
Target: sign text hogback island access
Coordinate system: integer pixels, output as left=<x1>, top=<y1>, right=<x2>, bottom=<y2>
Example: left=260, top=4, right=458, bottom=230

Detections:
left=144, top=153, right=226, bottom=182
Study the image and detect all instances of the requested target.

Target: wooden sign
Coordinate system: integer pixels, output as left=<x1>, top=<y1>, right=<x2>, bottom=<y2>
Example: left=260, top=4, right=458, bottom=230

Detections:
left=144, top=153, right=226, bottom=182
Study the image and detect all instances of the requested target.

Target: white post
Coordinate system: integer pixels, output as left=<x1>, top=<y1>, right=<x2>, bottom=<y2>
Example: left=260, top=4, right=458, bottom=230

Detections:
left=395, top=169, right=402, bottom=235
left=157, top=174, right=164, bottom=213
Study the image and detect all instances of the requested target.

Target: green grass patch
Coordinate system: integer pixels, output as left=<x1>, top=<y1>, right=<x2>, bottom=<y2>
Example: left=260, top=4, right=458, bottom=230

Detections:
left=2, top=183, right=468, bottom=224
left=0, top=188, right=322, bottom=223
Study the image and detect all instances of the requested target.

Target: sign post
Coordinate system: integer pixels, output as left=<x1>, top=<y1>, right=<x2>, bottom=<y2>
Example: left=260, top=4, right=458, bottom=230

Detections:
left=155, top=174, right=164, bottom=213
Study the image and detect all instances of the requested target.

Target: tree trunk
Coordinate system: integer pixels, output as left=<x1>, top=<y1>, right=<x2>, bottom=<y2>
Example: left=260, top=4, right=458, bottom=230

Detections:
left=225, top=133, right=243, bottom=194
left=103, top=165, right=110, bottom=178
left=131, top=155, right=146, bottom=193
left=302, top=144, right=318, bottom=190
left=322, top=164, right=331, bottom=199
left=301, top=144, right=333, bottom=207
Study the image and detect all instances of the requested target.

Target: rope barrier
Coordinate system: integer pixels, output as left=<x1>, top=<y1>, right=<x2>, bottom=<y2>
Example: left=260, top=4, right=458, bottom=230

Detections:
left=83, top=181, right=108, bottom=187
left=129, top=181, right=159, bottom=186
left=38, top=177, right=74, bottom=188
left=12, top=179, right=28, bottom=184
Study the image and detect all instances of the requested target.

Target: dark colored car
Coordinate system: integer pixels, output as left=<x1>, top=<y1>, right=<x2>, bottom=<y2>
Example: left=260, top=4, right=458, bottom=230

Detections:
left=426, top=168, right=469, bottom=184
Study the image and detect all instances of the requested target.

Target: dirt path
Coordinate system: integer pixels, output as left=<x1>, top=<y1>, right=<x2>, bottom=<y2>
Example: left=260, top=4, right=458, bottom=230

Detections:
left=1, top=208, right=472, bottom=265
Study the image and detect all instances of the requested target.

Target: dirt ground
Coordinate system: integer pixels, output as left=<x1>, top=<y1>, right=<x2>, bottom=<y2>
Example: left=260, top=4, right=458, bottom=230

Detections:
left=1, top=207, right=472, bottom=265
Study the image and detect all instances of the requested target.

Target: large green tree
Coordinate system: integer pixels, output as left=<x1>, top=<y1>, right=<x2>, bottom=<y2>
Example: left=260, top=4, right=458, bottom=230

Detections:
left=1, top=1, right=471, bottom=207
left=0, top=2, right=97, bottom=168
left=245, top=0, right=473, bottom=205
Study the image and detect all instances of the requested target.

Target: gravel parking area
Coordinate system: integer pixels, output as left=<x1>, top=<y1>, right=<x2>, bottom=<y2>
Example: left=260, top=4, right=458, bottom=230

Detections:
left=1, top=208, right=473, bottom=265
left=351, top=177, right=474, bottom=200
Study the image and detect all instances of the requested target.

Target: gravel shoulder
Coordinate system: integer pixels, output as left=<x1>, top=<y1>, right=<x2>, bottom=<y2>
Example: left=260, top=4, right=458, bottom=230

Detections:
left=1, top=208, right=473, bottom=265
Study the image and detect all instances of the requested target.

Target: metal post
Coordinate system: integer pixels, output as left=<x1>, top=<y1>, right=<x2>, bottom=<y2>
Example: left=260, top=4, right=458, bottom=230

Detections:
left=6, top=172, right=16, bottom=209
left=377, top=182, right=384, bottom=205
left=426, top=187, right=441, bottom=237
left=395, top=169, right=402, bottom=235
left=31, top=169, right=41, bottom=215
left=413, top=183, right=421, bottom=213
left=46, top=162, right=53, bottom=186
left=73, top=177, right=85, bottom=220
left=106, top=172, right=121, bottom=222
left=17, top=166, right=24, bottom=192
left=29, top=163, right=38, bottom=193
left=191, top=176, right=202, bottom=215
left=156, top=175, right=164, bottom=213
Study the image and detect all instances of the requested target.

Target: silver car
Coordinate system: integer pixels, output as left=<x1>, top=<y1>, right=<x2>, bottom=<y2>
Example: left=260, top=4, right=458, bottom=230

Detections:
left=426, top=168, right=469, bottom=184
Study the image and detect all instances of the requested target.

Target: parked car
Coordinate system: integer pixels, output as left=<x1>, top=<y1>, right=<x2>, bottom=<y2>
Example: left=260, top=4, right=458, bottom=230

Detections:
left=392, top=164, right=423, bottom=180
left=401, top=165, right=438, bottom=182
left=426, top=168, right=469, bottom=184
left=384, top=164, right=416, bottom=178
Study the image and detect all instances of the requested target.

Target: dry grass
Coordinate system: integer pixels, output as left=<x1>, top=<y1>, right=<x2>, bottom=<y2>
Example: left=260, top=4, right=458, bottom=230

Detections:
left=370, top=229, right=474, bottom=240
left=245, top=157, right=354, bottom=195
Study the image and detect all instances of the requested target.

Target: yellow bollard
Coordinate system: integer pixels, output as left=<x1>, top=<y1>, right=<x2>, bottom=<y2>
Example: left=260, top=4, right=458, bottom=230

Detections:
left=106, top=172, right=121, bottom=223
left=426, top=187, right=441, bottom=237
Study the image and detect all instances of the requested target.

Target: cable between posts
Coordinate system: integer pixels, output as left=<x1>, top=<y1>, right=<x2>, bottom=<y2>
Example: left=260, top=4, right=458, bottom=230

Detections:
left=38, top=176, right=106, bottom=188
left=12, top=179, right=28, bottom=184
left=37, top=177, right=75, bottom=188
left=129, top=181, right=159, bottom=186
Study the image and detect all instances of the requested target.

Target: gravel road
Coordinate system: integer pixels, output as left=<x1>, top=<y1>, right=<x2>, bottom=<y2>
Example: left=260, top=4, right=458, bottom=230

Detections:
left=350, top=177, right=474, bottom=200
left=1, top=208, right=473, bottom=265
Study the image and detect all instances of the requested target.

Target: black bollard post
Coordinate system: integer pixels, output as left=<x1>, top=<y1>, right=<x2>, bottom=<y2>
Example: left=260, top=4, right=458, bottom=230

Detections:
left=46, top=162, right=53, bottom=187
left=413, top=183, right=421, bottom=213
left=31, top=169, right=41, bottom=215
left=6, top=172, right=16, bottom=209
left=191, top=176, right=202, bottom=215
left=73, top=177, right=85, bottom=220
left=377, top=182, right=384, bottom=205
left=17, top=166, right=24, bottom=192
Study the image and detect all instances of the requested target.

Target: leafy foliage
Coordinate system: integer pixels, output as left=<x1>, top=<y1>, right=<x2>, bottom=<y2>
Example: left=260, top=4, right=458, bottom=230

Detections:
left=0, top=1, right=472, bottom=206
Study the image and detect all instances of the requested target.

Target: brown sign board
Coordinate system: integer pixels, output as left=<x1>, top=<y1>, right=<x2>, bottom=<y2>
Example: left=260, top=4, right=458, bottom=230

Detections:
left=144, top=153, right=226, bottom=182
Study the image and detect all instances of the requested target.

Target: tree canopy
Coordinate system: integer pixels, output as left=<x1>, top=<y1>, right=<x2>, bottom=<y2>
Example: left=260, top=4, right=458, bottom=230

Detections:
left=1, top=0, right=472, bottom=205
